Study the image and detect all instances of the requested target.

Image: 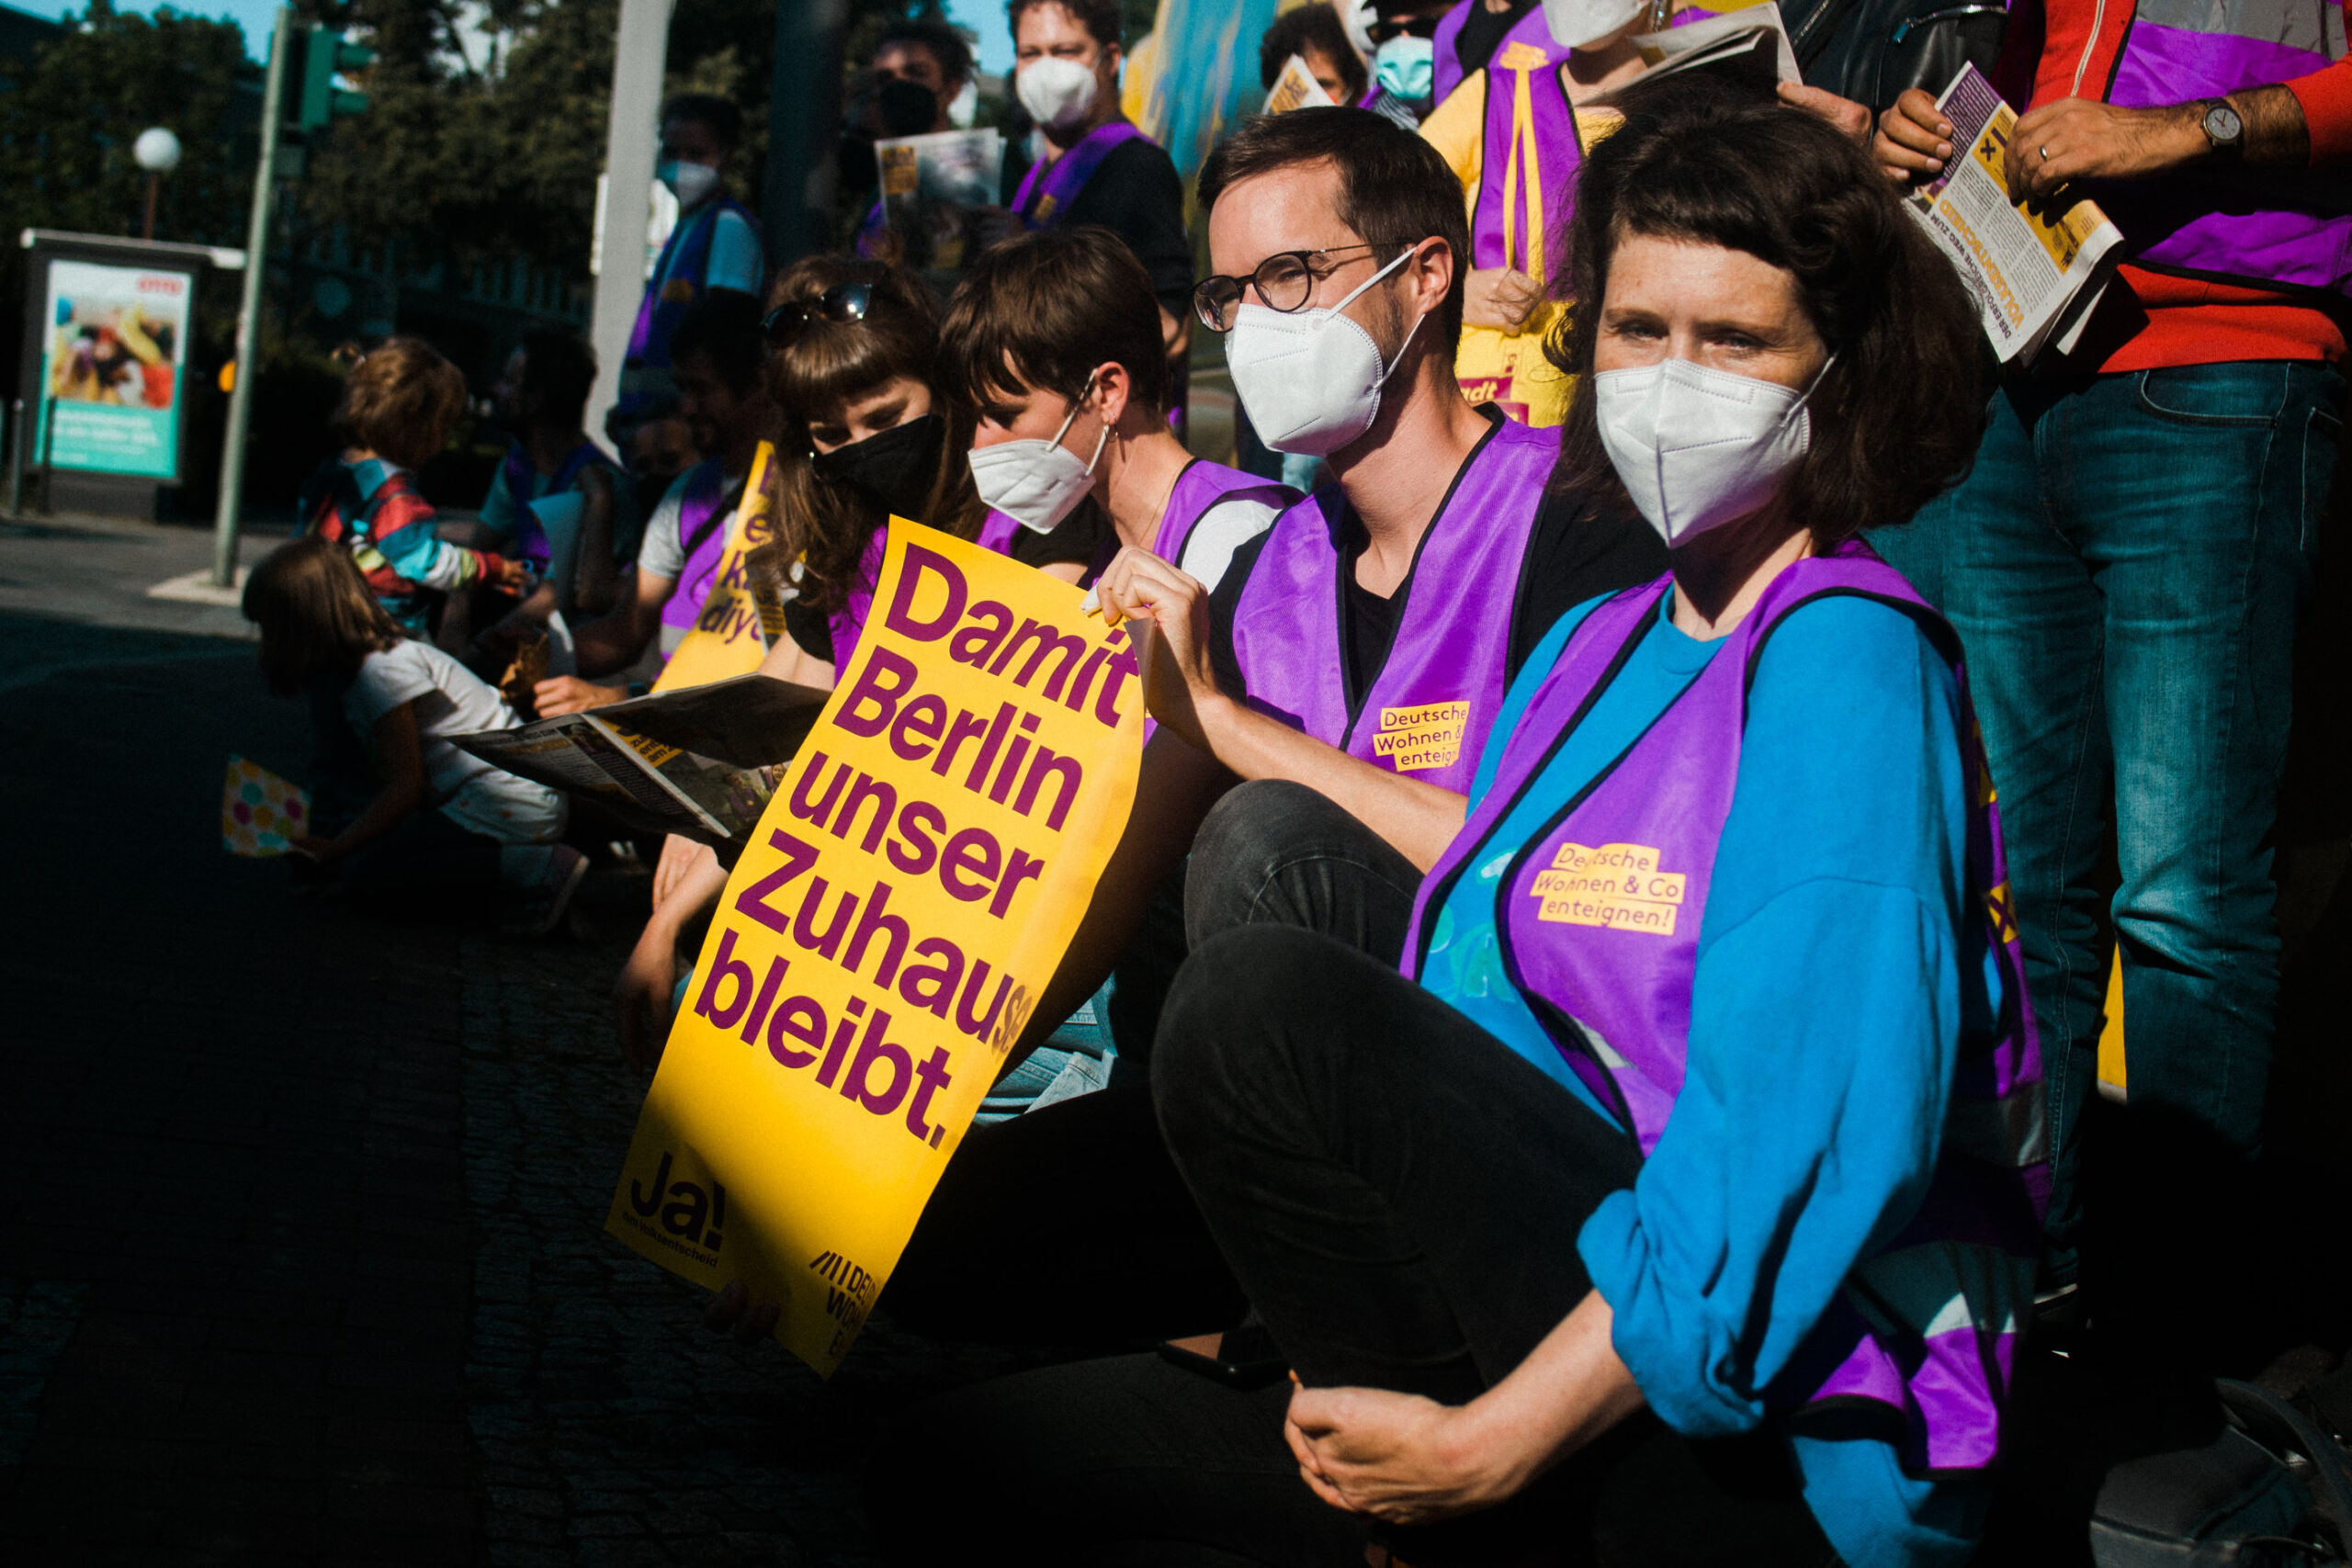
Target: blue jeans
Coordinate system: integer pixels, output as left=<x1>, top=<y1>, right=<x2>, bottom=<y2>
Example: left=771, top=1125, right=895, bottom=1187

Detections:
left=1872, top=361, right=2343, bottom=1282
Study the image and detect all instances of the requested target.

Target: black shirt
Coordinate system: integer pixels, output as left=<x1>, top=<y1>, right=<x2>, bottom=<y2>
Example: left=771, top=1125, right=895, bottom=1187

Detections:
left=1046, top=137, right=1194, bottom=321
left=1453, top=0, right=1540, bottom=78
left=1207, top=465, right=1667, bottom=714
left=784, top=498, right=1114, bottom=666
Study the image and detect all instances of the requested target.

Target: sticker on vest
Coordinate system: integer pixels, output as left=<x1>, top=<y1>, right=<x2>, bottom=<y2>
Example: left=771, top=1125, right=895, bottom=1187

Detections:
left=1984, top=879, right=2018, bottom=944
left=1374, top=701, right=1472, bottom=773
left=1528, top=842, right=1686, bottom=935
left=1496, top=39, right=1553, bottom=70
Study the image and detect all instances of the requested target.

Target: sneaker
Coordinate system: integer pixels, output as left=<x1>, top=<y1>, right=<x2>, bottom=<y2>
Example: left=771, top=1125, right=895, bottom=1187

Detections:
left=503, top=844, right=589, bottom=936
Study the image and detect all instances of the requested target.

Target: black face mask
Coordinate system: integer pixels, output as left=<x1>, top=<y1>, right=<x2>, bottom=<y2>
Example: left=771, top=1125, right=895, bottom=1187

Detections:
left=877, top=79, right=942, bottom=138
left=811, top=412, right=946, bottom=521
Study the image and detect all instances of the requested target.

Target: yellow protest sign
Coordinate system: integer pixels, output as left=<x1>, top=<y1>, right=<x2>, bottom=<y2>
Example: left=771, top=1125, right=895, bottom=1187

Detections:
left=651, top=443, right=787, bottom=694
left=606, top=519, right=1145, bottom=1373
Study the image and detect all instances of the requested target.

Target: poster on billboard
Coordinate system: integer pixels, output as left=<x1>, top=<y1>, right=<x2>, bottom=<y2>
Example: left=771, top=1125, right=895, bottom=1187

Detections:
left=36, top=259, right=192, bottom=480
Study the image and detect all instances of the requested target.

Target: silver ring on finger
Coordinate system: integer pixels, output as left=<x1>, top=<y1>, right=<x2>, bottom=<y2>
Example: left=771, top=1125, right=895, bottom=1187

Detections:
left=2039, top=143, right=2050, bottom=162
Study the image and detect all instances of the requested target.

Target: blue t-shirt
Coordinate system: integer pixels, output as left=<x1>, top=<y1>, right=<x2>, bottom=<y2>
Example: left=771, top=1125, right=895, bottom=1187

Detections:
left=1419, top=590, right=2002, bottom=1568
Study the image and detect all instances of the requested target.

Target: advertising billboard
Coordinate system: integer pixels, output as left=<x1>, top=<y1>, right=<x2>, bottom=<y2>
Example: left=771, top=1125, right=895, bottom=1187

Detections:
left=35, top=258, right=193, bottom=481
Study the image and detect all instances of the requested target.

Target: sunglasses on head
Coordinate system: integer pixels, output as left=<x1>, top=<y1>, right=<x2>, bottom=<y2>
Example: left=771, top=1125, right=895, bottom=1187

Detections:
left=763, top=283, right=876, bottom=346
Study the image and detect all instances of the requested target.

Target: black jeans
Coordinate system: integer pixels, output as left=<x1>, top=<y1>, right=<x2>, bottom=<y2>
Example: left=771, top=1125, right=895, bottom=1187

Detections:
left=1183, top=779, right=1424, bottom=964
left=879, top=927, right=1836, bottom=1566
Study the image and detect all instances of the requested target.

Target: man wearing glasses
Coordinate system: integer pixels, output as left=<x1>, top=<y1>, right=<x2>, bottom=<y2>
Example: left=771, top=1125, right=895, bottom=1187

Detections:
left=1045, top=107, right=1661, bottom=1029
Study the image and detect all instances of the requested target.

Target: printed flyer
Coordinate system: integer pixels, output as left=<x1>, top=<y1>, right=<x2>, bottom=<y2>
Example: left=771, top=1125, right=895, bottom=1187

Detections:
left=607, top=520, right=1145, bottom=1373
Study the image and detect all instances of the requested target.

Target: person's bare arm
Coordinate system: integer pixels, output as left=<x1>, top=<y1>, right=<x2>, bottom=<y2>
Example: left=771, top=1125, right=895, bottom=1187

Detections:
left=1874, top=84, right=2312, bottom=196
left=296, top=702, right=424, bottom=863
left=1093, top=547, right=1469, bottom=872
left=1284, top=1291, right=1644, bottom=1524
left=616, top=846, right=729, bottom=1071
left=752, top=633, right=836, bottom=691
left=538, top=566, right=675, bottom=714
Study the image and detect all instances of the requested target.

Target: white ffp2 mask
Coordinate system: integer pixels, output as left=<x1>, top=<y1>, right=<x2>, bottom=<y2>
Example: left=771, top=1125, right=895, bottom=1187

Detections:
left=656, top=160, right=720, bottom=209
left=1594, top=356, right=1831, bottom=547
left=967, top=378, right=1109, bottom=534
left=1227, top=248, right=1426, bottom=457
left=1016, top=55, right=1100, bottom=130
left=1541, top=0, right=1645, bottom=49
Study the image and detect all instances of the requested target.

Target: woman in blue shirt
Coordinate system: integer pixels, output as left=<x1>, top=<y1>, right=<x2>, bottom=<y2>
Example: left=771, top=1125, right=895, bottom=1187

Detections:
left=879, top=87, right=2039, bottom=1568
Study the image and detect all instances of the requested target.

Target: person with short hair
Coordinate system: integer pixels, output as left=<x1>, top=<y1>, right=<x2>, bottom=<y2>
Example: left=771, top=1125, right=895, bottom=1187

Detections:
left=873, top=16, right=974, bottom=133
left=302, top=336, right=528, bottom=633
left=243, top=536, right=586, bottom=931
left=1069, top=106, right=1662, bottom=1003
left=538, top=293, right=772, bottom=716
left=1006, top=0, right=1193, bottom=409
left=944, top=225, right=1295, bottom=592
left=882, top=88, right=2037, bottom=1568
left=480, top=330, right=632, bottom=626
left=616, top=93, right=763, bottom=439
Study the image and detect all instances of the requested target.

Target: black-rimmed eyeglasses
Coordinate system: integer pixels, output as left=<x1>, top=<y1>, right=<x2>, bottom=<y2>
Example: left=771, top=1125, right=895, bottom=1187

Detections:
left=763, top=283, right=875, bottom=346
left=1192, top=244, right=1405, bottom=333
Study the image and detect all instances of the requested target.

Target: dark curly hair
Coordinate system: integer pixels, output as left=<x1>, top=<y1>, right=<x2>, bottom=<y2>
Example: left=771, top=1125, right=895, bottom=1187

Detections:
left=1547, top=83, right=1989, bottom=547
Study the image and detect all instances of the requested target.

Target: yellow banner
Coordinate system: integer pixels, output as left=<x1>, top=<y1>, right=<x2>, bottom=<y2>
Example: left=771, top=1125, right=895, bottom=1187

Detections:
left=606, top=520, right=1145, bottom=1373
left=651, top=443, right=786, bottom=694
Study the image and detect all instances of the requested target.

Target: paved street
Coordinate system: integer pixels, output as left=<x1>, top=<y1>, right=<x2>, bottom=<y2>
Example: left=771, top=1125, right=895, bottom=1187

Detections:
left=0, top=515, right=1044, bottom=1564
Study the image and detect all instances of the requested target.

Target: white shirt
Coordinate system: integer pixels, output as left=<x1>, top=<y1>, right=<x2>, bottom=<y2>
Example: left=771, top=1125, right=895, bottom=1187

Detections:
left=1178, top=494, right=1281, bottom=592
left=344, top=640, right=564, bottom=844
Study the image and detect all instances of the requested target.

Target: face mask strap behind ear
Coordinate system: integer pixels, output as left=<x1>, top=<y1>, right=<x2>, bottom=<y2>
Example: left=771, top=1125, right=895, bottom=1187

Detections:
left=1047, top=368, right=1112, bottom=477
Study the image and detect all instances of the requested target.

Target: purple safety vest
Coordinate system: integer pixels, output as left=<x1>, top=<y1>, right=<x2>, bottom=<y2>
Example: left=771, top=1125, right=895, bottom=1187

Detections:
left=1227, top=418, right=1559, bottom=795
left=657, top=460, right=740, bottom=643
left=1467, top=9, right=1588, bottom=279
left=1012, top=120, right=1147, bottom=228
left=1403, top=540, right=2048, bottom=1472
left=1151, top=458, right=1300, bottom=567
left=2043, top=0, right=2352, bottom=298
left=626, top=196, right=761, bottom=372
left=498, top=437, right=615, bottom=573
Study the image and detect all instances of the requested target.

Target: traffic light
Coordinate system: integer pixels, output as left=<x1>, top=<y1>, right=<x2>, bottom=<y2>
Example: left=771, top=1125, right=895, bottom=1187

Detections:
left=295, top=25, right=374, bottom=133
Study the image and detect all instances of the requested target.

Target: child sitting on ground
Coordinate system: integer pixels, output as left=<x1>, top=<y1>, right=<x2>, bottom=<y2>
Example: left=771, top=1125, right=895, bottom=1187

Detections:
left=243, top=536, right=587, bottom=933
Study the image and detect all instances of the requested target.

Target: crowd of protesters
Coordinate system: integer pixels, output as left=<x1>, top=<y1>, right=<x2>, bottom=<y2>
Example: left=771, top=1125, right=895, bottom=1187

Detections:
left=237, top=0, right=2352, bottom=1561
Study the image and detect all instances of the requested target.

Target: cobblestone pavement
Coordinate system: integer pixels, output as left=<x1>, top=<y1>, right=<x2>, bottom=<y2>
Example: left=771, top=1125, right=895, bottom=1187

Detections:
left=0, top=520, right=1049, bottom=1563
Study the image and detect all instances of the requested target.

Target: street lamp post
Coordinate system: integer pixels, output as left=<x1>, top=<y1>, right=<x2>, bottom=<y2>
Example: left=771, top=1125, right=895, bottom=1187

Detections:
left=210, top=7, right=293, bottom=591
left=134, top=127, right=182, bottom=242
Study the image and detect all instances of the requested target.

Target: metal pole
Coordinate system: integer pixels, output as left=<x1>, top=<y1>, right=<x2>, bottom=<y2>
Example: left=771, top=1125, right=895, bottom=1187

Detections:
left=211, top=5, right=294, bottom=590
left=37, top=390, right=56, bottom=514
left=583, top=0, right=673, bottom=447
left=3, top=398, right=16, bottom=516
left=764, top=0, right=845, bottom=268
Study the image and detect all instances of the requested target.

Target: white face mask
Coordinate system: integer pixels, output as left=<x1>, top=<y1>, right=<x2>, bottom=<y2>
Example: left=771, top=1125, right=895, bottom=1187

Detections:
left=967, top=376, right=1110, bottom=534
left=1542, top=0, right=1645, bottom=49
left=1593, top=355, right=1833, bottom=547
left=656, top=159, right=720, bottom=209
left=1016, top=54, right=1100, bottom=130
left=1227, top=248, right=1426, bottom=457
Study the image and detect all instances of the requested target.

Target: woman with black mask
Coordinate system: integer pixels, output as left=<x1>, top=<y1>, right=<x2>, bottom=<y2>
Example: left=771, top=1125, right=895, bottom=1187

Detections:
left=615, top=257, right=1105, bottom=1070
left=750, top=254, right=1105, bottom=685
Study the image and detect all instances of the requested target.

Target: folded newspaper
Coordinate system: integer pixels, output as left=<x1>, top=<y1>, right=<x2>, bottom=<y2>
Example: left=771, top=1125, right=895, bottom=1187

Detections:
left=875, top=127, right=1004, bottom=275
left=1905, top=63, right=2120, bottom=364
left=1264, top=53, right=1337, bottom=114
left=455, top=673, right=829, bottom=847
left=1629, top=3, right=1800, bottom=94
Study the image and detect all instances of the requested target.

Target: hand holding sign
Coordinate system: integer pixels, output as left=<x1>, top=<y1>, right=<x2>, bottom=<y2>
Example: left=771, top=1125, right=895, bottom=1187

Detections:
left=605, top=521, right=1144, bottom=1374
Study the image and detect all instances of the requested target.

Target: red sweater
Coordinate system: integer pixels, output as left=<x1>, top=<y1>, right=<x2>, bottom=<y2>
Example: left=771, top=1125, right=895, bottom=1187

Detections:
left=2019, top=0, right=2352, bottom=369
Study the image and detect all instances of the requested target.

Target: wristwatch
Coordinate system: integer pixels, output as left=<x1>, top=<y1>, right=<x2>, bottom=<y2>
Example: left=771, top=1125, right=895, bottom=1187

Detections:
left=2199, top=97, right=2245, bottom=157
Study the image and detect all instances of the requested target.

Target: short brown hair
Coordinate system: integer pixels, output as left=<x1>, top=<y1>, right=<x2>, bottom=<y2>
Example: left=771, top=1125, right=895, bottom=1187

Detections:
left=940, top=226, right=1172, bottom=419
left=335, top=337, right=466, bottom=469
left=1198, top=106, right=1469, bottom=351
left=1547, top=85, right=1988, bottom=547
left=1009, top=0, right=1122, bottom=48
left=243, top=536, right=406, bottom=695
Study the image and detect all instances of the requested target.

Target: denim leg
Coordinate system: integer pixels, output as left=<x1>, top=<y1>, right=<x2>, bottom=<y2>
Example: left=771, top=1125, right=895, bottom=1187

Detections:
left=1181, top=779, right=1424, bottom=964
left=1875, top=384, right=2112, bottom=1280
left=2061, top=364, right=2337, bottom=1155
